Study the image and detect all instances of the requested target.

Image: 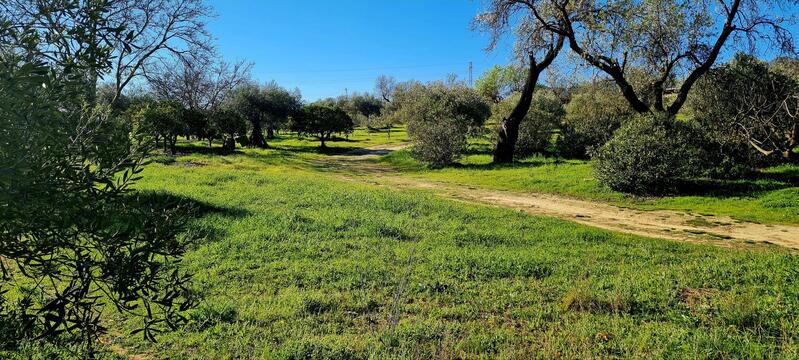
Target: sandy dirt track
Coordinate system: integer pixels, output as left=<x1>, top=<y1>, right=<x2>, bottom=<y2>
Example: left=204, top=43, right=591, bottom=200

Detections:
left=325, top=144, right=799, bottom=250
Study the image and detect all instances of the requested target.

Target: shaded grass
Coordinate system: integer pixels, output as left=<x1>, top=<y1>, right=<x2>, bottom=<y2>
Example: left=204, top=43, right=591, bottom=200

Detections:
left=94, top=151, right=799, bottom=359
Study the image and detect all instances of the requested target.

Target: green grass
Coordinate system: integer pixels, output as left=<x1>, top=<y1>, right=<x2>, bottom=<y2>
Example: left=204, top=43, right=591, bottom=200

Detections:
left=259, top=126, right=408, bottom=153
left=7, top=129, right=799, bottom=359
left=91, top=148, right=799, bottom=359
left=377, top=143, right=799, bottom=225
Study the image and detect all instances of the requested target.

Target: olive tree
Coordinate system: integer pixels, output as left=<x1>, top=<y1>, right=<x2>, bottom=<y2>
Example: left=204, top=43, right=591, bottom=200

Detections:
left=135, top=101, right=186, bottom=154
left=210, top=109, right=248, bottom=153
left=229, top=83, right=270, bottom=148
left=182, top=107, right=215, bottom=146
left=261, top=81, right=302, bottom=139
left=691, top=54, right=799, bottom=163
left=516, top=0, right=796, bottom=115
left=474, top=0, right=565, bottom=163
left=0, top=4, right=194, bottom=357
left=292, top=103, right=355, bottom=148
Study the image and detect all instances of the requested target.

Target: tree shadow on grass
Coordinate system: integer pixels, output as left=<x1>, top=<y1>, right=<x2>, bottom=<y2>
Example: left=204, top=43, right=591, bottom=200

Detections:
left=273, top=144, right=357, bottom=155
left=758, top=166, right=799, bottom=185
left=670, top=170, right=799, bottom=198
left=447, top=155, right=569, bottom=171
left=131, top=191, right=250, bottom=244
left=175, top=144, right=248, bottom=156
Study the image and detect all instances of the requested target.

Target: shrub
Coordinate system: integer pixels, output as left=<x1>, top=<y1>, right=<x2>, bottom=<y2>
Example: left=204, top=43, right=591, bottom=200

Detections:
left=688, top=53, right=799, bottom=169
left=593, top=114, right=707, bottom=194
left=556, top=83, right=634, bottom=159
left=411, top=119, right=471, bottom=166
left=391, top=81, right=490, bottom=166
left=491, top=90, right=563, bottom=158
left=516, top=90, right=563, bottom=157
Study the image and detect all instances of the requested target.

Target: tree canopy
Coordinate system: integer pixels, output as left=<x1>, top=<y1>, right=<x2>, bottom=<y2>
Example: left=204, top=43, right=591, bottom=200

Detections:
left=691, top=53, right=799, bottom=161
left=0, top=3, right=195, bottom=356
left=474, top=65, right=527, bottom=103
left=482, top=0, right=797, bottom=115
left=292, top=103, right=355, bottom=148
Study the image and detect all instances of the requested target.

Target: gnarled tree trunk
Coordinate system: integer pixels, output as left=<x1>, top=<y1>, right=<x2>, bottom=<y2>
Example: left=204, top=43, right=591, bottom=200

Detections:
left=493, top=36, right=564, bottom=163
left=250, top=120, right=268, bottom=148
left=493, top=68, right=540, bottom=163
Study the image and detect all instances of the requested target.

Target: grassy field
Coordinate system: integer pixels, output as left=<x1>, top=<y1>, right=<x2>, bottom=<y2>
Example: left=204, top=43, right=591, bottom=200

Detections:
left=86, top=137, right=799, bottom=359
left=376, top=140, right=799, bottom=225
left=8, top=129, right=799, bottom=359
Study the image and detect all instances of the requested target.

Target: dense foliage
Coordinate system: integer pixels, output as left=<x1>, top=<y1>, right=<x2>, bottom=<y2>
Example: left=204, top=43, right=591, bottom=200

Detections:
left=690, top=54, right=798, bottom=165
left=593, top=114, right=707, bottom=194
left=0, top=5, right=194, bottom=357
left=292, top=103, right=355, bottom=148
left=133, top=101, right=186, bottom=154
left=389, top=81, right=491, bottom=166
left=210, top=109, right=249, bottom=152
left=557, top=83, right=634, bottom=159
left=491, top=90, right=563, bottom=157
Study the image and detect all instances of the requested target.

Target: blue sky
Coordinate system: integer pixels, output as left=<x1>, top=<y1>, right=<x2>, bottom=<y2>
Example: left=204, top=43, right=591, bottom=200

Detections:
left=207, top=1, right=798, bottom=102
left=208, top=1, right=511, bottom=101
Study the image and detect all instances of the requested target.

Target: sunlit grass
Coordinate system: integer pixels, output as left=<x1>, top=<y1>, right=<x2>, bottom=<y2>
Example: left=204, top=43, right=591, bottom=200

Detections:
left=94, top=148, right=799, bottom=359
left=377, top=141, right=799, bottom=225
left=9, top=127, right=798, bottom=359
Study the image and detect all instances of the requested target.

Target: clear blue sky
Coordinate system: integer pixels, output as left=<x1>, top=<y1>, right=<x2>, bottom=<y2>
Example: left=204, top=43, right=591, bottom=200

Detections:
left=207, top=1, right=798, bottom=102
left=208, top=1, right=511, bottom=101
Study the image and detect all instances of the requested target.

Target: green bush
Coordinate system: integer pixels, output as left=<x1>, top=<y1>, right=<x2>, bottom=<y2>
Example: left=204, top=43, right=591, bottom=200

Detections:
left=556, top=83, right=633, bottom=159
left=593, top=114, right=707, bottom=194
left=492, top=90, right=563, bottom=158
left=390, top=81, right=490, bottom=166
left=687, top=53, right=799, bottom=173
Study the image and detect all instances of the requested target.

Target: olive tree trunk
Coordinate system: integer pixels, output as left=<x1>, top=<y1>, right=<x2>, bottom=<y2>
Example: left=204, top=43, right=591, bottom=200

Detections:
left=493, top=36, right=564, bottom=164
left=250, top=120, right=268, bottom=148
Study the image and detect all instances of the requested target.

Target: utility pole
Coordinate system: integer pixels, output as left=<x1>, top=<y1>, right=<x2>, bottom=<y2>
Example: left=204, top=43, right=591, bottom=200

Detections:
left=468, top=61, right=473, bottom=87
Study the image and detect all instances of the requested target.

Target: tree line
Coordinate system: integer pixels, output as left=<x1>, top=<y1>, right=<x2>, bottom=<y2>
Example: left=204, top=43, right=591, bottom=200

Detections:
left=370, top=0, right=798, bottom=194
left=114, top=78, right=398, bottom=153
left=466, top=0, right=797, bottom=193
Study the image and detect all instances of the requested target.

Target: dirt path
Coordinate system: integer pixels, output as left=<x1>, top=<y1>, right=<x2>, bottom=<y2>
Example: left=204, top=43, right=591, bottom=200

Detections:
left=322, top=144, right=799, bottom=250
left=340, top=143, right=409, bottom=157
